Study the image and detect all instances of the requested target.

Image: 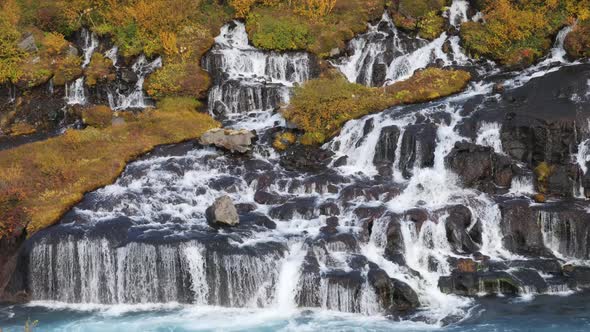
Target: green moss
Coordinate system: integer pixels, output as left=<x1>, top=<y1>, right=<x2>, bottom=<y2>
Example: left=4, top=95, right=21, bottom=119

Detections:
left=273, top=131, right=297, bottom=151
left=248, top=10, right=314, bottom=51
left=284, top=68, right=471, bottom=144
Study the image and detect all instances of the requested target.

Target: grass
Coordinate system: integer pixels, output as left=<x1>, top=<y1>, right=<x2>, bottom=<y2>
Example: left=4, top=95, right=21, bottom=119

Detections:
left=0, top=106, right=219, bottom=236
left=284, top=68, right=471, bottom=144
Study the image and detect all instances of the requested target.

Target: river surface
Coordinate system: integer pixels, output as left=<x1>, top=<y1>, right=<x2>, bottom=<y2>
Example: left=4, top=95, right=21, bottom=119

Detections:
left=1, top=292, right=590, bottom=331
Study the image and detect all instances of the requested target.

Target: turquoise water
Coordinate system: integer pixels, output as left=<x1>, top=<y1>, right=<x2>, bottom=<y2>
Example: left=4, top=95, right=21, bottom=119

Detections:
left=2, top=292, right=590, bottom=332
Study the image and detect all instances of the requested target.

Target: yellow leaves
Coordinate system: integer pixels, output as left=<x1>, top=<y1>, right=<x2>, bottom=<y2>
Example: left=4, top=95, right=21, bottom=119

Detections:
left=160, top=31, right=179, bottom=56
left=293, top=0, right=337, bottom=19
left=42, top=32, right=69, bottom=55
left=230, top=0, right=257, bottom=18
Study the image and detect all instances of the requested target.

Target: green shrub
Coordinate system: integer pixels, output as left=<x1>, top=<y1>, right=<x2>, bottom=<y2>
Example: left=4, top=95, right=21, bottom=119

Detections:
left=248, top=11, right=314, bottom=51
left=157, top=97, right=202, bottom=112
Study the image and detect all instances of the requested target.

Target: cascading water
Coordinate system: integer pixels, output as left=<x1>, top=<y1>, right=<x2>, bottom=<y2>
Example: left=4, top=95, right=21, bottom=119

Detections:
left=107, top=55, right=162, bottom=110
left=335, top=1, right=475, bottom=88
left=202, top=21, right=313, bottom=129
left=65, top=77, right=87, bottom=105
left=7, top=6, right=590, bottom=331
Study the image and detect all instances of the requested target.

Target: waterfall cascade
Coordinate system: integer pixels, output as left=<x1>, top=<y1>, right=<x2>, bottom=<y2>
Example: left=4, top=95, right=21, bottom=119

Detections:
left=202, top=21, right=315, bottom=129
left=10, top=0, right=590, bottom=328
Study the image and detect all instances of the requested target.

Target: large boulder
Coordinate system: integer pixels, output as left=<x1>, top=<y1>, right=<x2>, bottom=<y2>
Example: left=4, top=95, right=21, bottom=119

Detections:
left=445, top=142, right=513, bottom=193
left=200, top=128, right=256, bottom=153
left=206, top=195, right=239, bottom=226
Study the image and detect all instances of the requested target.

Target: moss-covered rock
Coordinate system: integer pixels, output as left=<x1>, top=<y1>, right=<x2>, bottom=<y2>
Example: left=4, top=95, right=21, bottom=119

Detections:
left=284, top=68, right=471, bottom=145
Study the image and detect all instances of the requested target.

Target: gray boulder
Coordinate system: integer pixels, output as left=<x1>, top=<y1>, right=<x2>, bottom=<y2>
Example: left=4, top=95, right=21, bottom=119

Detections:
left=200, top=128, right=255, bottom=153
left=18, top=34, right=38, bottom=53
left=206, top=195, right=239, bottom=226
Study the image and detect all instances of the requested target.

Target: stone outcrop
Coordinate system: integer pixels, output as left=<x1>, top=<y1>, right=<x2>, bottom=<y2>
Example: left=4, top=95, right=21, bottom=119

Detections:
left=199, top=128, right=256, bottom=153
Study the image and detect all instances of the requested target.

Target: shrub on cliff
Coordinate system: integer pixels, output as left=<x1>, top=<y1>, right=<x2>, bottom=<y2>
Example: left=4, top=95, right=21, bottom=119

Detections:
left=248, top=11, right=314, bottom=51
left=461, top=0, right=588, bottom=68
left=565, top=20, right=590, bottom=59
left=0, top=1, right=23, bottom=84
left=284, top=68, right=471, bottom=144
left=390, top=0, right=447, bottom=40
left=146, top=61, right=211, bottom=100
left=85, top=53, right=116, bottom=87
left=245, top=0, right=383, bottom=57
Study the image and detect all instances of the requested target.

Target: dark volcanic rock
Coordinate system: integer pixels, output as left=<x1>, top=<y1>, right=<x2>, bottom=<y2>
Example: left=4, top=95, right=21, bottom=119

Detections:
left=445, top=142, right=513, bottom=193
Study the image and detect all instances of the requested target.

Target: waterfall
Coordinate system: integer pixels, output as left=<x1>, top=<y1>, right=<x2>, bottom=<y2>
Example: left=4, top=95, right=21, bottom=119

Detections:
left=476, top=122, right=504, bottom=154
left=335, top=8, right=475, bottom=88
left=448, top=0, right=470, bottom=28
left=65, top=77, right=87, bottom=105
left=108, top=55, right=162, bottom=110
left=14, top=9, right=590, bottom=329
left=203, top=21, right=312, bottom=129
left=81, top=29, right=99, bottom=68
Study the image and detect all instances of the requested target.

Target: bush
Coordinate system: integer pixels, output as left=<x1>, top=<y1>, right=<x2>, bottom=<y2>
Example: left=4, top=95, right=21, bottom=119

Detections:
left=146, top=61, right=210, bottom=100
left=85, top=53, right=116, bottom=86
left=417, top=10, right=445, bottom=40
left=284, top=68, right=471, bottom=144
left=52, top=54, right=83, bottom=85
left=565, top=20, right=590, bottom=59
left=460, top=0, right=578, bottom=67
left=42, top=32, right=69, bottom=55
left=0, top=4, right=23, bottom=84
left=248, top=11, right=314, bottom=51
left=83, top=106, right=113, bottom=128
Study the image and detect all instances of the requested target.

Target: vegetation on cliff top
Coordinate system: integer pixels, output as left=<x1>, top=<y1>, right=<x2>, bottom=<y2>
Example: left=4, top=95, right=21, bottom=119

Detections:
left=284, top=68, right=471, bottom=145
left=241, top=0, right=384, bottom=56
left=565, top=20, right=590, bottom=59
left=461, top=0, right=590, bottom=68
left=389, top=0, right=447, bottom=40
left=0, top=105, right=219, bottom=236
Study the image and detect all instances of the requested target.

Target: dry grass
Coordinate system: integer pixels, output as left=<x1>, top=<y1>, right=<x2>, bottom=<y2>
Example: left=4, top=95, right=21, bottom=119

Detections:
left=0, top=107, right=219, bottom=236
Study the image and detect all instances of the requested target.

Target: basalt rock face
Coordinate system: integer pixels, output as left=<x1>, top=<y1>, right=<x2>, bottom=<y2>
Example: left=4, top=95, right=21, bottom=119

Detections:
left=446, top=142, right=513, bottom=193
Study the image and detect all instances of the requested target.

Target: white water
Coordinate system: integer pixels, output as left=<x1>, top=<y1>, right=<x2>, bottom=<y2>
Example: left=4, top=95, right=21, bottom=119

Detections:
left=448, top=0, right=470, bottom=28
left=108, top=55, right=162, bottom=110
left=476, top=122, right=504, bottom=154
left=65, top=77, right=87, bottom=105
left=81, top=29, right=99, bottom=68
left=19, top=10, right=590, bottom=330
left=204, top=21, right=310, bottom=129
